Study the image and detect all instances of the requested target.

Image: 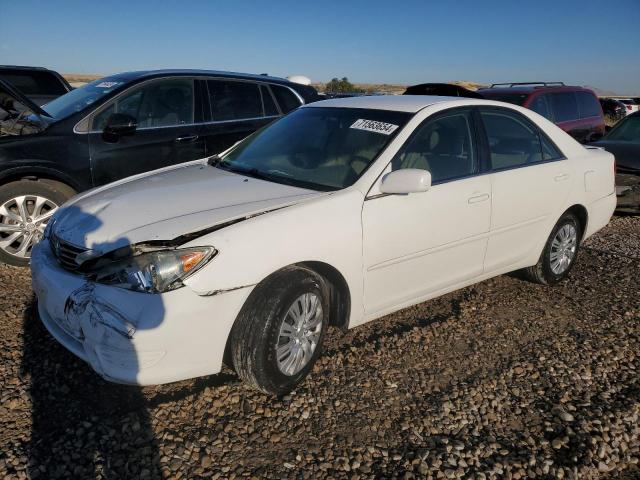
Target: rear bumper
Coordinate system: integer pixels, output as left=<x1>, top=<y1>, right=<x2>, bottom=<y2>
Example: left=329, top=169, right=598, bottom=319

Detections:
left=584, top=192, right=617, bottom=240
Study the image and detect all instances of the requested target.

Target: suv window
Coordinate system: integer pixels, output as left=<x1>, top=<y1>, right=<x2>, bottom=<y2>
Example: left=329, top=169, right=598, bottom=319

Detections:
left=92, top=78, right=194, bottom=130
left=529, top=94, right=553, bottom=121
left=576, top=91, right=601, bottom=118
left=391, top=110, right=476, bottom=183
left=271, top=85, right=301, bottom=113
left=261, top=85, right=279, bottom=116
left=550, top=92, right=579, bottom=122
left=481, top=109, right=548, bottom=169
left=208, top=80, right=262, bottom=121
left=0, top=70, right=68, bottom=96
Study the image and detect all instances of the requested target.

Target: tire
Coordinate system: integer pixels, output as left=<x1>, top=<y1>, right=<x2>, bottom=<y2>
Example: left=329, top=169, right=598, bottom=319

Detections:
left=523, top=212, right=581, bottom=285
left=229, top=266, right=330, bottom=395
left=0, top=180, right=76, bottom=267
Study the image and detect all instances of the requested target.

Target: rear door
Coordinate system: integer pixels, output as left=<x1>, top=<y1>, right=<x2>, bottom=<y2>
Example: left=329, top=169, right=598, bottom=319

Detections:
left=88, top=77, right=205, bottom=186
left=201, top=79, right=279, bottom=155
left=479, top=107, right=570, bottom=272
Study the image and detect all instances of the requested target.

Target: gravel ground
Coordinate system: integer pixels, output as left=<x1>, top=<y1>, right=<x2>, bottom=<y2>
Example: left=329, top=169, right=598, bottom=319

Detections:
left=0, top=215, right=638, bottom=479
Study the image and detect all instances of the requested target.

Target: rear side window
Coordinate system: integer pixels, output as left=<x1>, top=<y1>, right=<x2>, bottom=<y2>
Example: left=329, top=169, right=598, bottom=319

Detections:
left=0, top=70, right=68, bottom=96
left=529, top=94, right=553, bottom=121
left=260, top=85, right=279, bottom=116
left=481, top=110, right=545, bottom=169
left=208, top=80, right=263, bottom=121
left=576, top=91, right=601, bottom=118
left=271, top=85, right=302, bottom=113
left=550, top=92, right=579, bottom=122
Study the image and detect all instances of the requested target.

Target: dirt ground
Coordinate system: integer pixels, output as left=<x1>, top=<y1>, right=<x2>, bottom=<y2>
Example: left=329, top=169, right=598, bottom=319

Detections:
left=0, top=215, right=638, bottom=479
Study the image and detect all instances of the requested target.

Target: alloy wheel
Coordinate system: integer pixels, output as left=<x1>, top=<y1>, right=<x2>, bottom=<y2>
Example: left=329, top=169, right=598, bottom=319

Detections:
left=550, top=223, right=578, bottom=275
left=276, top=292, right=323, bottom=376
left=0, top=195, right=58, bottom=259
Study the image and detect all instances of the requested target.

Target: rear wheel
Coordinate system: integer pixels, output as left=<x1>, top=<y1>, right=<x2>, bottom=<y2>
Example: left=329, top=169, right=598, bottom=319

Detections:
left=229, top=266, right=329, bottom=395
left=523, top=212, right=581, bottom=285
left=0, top=180, right=75, bottom=266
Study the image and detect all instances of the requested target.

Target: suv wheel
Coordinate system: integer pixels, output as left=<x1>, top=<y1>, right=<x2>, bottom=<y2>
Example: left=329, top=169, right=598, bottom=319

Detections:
left=0, top=180, right=76, bottom=267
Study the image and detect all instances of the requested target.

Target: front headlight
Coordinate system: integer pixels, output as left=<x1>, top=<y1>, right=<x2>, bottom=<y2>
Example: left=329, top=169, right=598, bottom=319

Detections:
left=90, top=246, right=216, bottom=294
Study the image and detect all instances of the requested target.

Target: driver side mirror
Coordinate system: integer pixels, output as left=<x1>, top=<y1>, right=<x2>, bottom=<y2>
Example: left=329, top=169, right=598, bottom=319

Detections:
left=380, top=169, right=432, bottom=194
left=102, top=113, right=137, bottom=143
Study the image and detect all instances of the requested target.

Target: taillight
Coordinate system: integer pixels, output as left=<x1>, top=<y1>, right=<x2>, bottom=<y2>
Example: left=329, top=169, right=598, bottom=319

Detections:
left=627, top=105, right=632, bottom=111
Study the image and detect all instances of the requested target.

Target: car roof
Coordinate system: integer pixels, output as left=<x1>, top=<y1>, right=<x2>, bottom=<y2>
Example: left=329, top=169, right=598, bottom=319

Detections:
left=304, top=94, right=479, bottom=113
left=99, top=69, right=296, bottom=85
left=478, top=85, right=592, bottom=95
left=0, top=65, right=53, bottom=72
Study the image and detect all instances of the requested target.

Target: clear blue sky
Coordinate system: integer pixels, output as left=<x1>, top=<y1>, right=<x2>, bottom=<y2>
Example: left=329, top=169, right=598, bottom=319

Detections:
left=1, top=0, right=639, bottom=94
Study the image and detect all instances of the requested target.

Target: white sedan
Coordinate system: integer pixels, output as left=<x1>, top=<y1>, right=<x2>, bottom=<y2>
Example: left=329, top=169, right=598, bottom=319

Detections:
left=31, top=95, right=616, bottom=394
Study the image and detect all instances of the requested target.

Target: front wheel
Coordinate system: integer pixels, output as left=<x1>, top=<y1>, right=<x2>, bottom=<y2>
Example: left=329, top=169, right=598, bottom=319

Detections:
left=0, top=180, right=76, bottom=267
left=523, top=212, right=581, bottom=285
left=229, top=266, right=329, bottom=395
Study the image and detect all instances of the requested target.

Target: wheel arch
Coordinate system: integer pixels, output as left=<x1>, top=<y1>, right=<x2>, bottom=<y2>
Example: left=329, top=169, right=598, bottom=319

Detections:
left=296, top=261, right=351, bottom=331
left=222, top=261, right=352, bottom=368
left=563, top=204, right=588, bottom=242
left=0, top=166, right=84, bottom=193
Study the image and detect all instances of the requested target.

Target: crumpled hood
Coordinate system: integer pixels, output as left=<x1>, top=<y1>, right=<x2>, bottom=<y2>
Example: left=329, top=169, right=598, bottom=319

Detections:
left=52, top=161, right=321, bottom=254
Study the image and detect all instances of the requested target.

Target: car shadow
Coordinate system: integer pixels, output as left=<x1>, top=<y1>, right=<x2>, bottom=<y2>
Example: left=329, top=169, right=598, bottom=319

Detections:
left=22, top=205, right=166, bottom=479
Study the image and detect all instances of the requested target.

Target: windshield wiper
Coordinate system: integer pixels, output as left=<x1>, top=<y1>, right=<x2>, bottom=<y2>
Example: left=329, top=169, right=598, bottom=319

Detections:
left=207, top=154, right=222, bottom=166
left=228, top=165, right=273, bottom=181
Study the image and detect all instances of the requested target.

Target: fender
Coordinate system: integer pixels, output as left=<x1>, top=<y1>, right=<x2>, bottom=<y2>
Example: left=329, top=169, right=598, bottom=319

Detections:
left=0, top=164, right=88, bottom=192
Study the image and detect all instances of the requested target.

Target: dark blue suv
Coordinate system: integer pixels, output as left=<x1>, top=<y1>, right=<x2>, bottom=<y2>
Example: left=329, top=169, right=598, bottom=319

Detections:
left=0, top=69, right=319, bottom=265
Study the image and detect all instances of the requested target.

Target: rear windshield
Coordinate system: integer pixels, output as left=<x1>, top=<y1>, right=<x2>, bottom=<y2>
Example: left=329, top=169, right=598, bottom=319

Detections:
left=480, top=92, right=529, bottom=106
left=218, top=107, right=411, bottom=191
left=0, top=70, right=68, bottom=96
left=42, top=78, right=127, bottom=119
left=605, top=114, right=640, bottom=143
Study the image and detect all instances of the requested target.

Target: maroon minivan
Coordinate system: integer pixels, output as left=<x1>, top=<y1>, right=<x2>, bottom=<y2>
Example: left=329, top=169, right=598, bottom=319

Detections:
left=478, top=82, right=605, bottom=144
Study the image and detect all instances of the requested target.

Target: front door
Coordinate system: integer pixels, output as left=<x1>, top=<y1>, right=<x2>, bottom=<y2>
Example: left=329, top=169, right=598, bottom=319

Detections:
left=88, top=77, right=205, bottom=186
left=362, top=108, right=491, bottom=317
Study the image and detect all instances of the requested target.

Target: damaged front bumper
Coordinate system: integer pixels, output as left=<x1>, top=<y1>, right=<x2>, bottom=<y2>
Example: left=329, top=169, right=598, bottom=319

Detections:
left=30, top=239, right=254, bottom=385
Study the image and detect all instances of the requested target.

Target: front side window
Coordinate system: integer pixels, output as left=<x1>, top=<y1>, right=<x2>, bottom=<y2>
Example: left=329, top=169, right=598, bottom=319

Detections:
left=92, top=78, right=194, bottom=130
left=576, top=91, right=601, bottom=118
left=391, top=110, right=476, bottom=183
left=217, top=107, right=410, bottom=191
left=481, top=109, right=546, bottom=169
left=550, top=92, right=579, bottom=122
left=271, top=85, right=302, bottom=113
left=208, top=80, right=262, bottom=121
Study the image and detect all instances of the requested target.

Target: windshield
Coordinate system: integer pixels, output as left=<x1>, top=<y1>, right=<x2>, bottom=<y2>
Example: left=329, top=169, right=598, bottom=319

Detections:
left=605, top=114, right=640, bottom=142
left=480, top=92, right=529, bottom=106
left=43, top=78, right=127, bottom=119
left=217, top=107, right=411, bottom=191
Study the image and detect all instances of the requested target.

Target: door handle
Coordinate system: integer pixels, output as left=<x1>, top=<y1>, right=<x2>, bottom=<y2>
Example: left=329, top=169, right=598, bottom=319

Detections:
left=175, top=134, right=199, bottom=143
left=468, top=193, right=490, bottom=204
left=554, top=174, right=569, bottom=182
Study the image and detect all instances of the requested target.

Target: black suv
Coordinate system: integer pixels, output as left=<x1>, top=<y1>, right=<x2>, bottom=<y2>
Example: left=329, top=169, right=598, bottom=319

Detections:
left=0, top=69, right=319, bottom=265
left=0, top=65, right=73, bottom=106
